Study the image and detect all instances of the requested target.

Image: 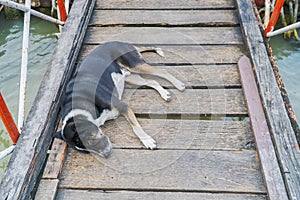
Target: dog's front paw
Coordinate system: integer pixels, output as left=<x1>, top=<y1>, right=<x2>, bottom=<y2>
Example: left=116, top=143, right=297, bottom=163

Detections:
left=161, top=90, right=171, bottom=102
left=140, top=136, right=157, bottom=150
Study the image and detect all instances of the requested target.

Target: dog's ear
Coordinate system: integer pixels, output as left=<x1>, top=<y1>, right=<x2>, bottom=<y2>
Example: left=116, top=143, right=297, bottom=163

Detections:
left=53, top=130, right=63, bottom=139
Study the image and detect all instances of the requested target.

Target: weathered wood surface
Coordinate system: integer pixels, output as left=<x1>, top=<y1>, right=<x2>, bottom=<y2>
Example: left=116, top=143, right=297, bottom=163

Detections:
left=90, top=10, right=239, bottom=26
left=101, top=118, right=254, bottom=150
left=56, top=190, right=267, bottom=200
left=79, top=45, right=246, bottom=64
left=59, top=148, right=265, bottom=194
left=35, top=179, right=59, bottom=200
left=35, top=139, right=67, bottom=199
left=121, top=64, right=241, bottom=88
left=95, top=0, right=236, bottom=9
left=122, top=89, right=247, bottom=116
left=42, top=138, right=67, bottom=179
left=238, top=56, right=288, bottom=199
left=237, top=0, right=300, bottom=199
left=84, top=27, right=243, bottom=45
left=0, top=0, right=96, bottom=199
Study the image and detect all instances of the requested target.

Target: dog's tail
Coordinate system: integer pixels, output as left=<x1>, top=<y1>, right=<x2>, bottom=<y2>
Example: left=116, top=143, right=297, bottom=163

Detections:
left=137, top=47, right=165, bottom=57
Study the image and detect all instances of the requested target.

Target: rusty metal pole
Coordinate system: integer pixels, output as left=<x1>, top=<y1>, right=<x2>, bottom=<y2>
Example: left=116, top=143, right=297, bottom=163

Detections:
left=0, top=93, right=19, bottom=144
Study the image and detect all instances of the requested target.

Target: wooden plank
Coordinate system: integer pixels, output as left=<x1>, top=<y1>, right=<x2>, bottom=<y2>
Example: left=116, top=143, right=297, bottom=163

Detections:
left=57, top=190, right=267, bottom=200
left=124, top=65, right=241, bottom=88
left=84, top=27, right=243, bottom=45
left=90, top=10, right=239, bottom=26
left=101, top=118, right=254, bottom=150
left=122, top=89, right=247, bottom=116
left=0, top=0, right=96, bottom=199
left=42, top=138, right=67, bottom=179
left=35, top=179, right=59, bottom=200
left=238, top=56, right=288, bottom=199
left=59, top=149, right=265, bottom=194
left=95, top=0, right=236, bottom=9
left=79, top=45, right=246, bottom=64
left=236, top=0, right=300, bottom=199
left=68, top=64, right=240, bottom=88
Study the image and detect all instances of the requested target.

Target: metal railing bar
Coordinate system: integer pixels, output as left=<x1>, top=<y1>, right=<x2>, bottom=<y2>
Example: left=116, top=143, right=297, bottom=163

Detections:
left=0, top=0, right=64, bottom=25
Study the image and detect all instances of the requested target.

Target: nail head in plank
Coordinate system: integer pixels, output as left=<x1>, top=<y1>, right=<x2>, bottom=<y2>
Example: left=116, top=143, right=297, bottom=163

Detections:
left=238, top=55, right=288, bottom=199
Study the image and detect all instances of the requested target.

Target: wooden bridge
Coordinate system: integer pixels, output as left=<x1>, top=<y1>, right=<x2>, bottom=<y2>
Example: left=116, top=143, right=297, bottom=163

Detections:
left=1, top=0, right=300, bottom=199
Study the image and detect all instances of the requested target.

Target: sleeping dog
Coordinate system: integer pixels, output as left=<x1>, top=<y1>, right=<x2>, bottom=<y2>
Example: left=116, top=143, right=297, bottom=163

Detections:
left=56, top=41, right=185, bottom=158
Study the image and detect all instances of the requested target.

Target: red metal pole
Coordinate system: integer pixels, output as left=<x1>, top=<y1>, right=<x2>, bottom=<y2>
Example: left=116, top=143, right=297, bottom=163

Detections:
left=264, top=0, right=285, bottom=36
left=57, top=0, right=67, bottom=22
left=0, top=92, right=20, bottom=144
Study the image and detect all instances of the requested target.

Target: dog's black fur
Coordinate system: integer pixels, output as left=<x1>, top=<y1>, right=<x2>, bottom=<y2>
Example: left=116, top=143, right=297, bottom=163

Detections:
left=56, top=41, right=185, bottom=158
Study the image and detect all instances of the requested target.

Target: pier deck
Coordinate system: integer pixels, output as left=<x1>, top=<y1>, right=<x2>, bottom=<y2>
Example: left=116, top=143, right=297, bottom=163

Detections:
left=1, top=0, right=299, bottom=199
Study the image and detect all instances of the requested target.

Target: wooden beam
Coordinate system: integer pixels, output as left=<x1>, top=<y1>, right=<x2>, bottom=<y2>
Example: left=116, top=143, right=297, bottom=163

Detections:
left=238, top=56, right=288, bottom=199
left=59, top=149, right=265, bottom=194
left=42, top=138, right=67, bottom=179
left=84, top=27, right=243, bottom=45
left=80, top=45, right=246, bottom=65
left=95, top=0, right=236, bottom=10
left=90, top=10, right=239, bottom=26
left=236, top=0, right=300, bottom=199
left=35, top=138, right=67, bottom=199
left=0, top=0, right=95, bottom=198
left=101, top=118, right=254, bottom=150
left=121, top=89, right=247, bottom=116
left=35, top=179, right=59, bottom=200
left=57, top=190, right=267, bottom=200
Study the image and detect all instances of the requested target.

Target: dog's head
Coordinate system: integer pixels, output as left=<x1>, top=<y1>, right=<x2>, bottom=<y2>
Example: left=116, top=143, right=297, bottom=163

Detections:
left=61, top=115, right=112, bottom=158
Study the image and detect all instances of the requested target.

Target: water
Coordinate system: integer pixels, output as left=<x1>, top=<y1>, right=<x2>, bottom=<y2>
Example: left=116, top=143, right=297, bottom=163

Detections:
left=0, top=12, right=58, bottom=178
left=269, top=31, right=300, bottom=122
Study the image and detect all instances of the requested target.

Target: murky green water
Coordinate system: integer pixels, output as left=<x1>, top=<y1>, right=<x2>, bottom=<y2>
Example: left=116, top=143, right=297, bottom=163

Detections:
left=269, top=32, right=300, bottom=121
left=0, top=12, right=58, bottom=178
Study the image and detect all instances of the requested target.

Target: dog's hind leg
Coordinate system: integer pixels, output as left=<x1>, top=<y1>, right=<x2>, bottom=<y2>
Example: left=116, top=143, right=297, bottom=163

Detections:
left=125, top=74, right=171, bottom=101
left=122, top=106, right=157, bottom=150
left=128, top=63, right=186, bottom=91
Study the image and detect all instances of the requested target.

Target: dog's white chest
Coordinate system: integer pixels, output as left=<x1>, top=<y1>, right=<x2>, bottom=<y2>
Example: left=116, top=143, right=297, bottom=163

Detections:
left=111, top=69, right=130, bottom=99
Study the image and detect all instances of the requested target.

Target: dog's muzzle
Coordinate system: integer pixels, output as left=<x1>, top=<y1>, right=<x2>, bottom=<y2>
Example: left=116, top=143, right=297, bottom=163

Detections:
left=81, top=132, right=113, bottom=158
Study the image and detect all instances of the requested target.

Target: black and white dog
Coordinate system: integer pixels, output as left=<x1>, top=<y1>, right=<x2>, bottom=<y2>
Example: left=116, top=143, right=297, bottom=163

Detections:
left=56, top=41, right=185, bottom=158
